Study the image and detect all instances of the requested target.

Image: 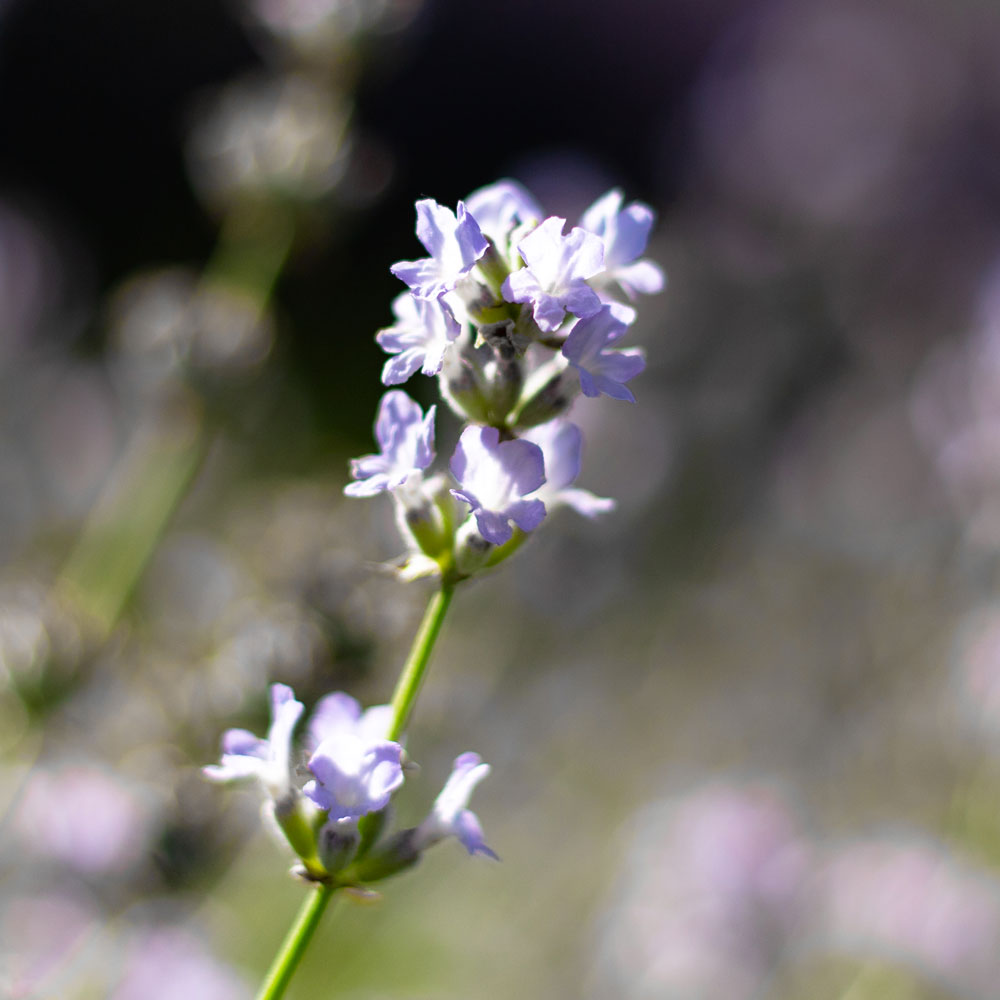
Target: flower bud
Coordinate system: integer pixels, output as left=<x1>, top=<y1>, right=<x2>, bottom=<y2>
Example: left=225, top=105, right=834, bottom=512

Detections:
left=511, top=361, right=579, bottom=430
left=477, top=321, right=524, bottom=418
left=479, top=319, right=529, bottom=361
left=347, top=828, right=421, bottom=883
left=438, top=329, right=523, bottom=427
left=474, top=238, right=512, bottom=299
left=318, top=820, right=360, bottom=875
left=458, top=280, right=505, bottom=324
left=392, top=474, right=454, bottom=561
left=356, top=804, right=392, bottom=859
left=272, top=791, right=323, bottom=874
left=439, top=332, right=493, bottom=425
left=483, top=527, right=530, bottom=569
left=453, top=518, right=494, bottom=577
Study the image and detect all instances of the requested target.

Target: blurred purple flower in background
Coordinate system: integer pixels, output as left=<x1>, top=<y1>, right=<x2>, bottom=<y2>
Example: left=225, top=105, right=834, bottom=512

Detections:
left=816, top=836, right=1000, bottom=998
left=952, top=604, right=1000, bottom=740
left=0, top=892, right=101, bottom=998
left=693, top=1, right=962, bottom=226
left=587, top=782, right=808, bottom=1000
left=912, top=260, right=1000, bottom=550
left=111, top=926, right=251, bottom=1000
left=14, top=764, right=155, bottom=876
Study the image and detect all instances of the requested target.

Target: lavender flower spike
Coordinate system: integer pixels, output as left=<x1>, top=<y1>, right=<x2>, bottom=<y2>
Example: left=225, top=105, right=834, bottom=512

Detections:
left=414, top=752, right=498, bottom=859
left=345, top=390, right=436, bottom=497
left=450, top=425, right=546, bottom=546
left=501, top=216, right=604, bottom=332
left=203, top=683, right=303, bottom=799
left=390, top=199, right=488, bottom=298
left=523, top=419, right=615, bottom=518
left=562, top=305, right=646, bottom=402
left=376, top=292, right=461, bottom=386
left=304, top=711, right=404, bottom=822
left=580, top=189, right=665, bottom=299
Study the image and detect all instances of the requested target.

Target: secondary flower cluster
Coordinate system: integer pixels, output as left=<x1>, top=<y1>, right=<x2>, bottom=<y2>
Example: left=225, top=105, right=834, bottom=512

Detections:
left=204, top=684, right=495, bottom=886
left=346, top=180, right=663, bottom=579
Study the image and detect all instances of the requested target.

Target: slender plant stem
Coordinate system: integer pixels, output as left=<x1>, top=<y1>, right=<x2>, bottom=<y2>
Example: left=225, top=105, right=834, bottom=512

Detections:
left=387, top=583, right=456, bottom=741
left=254, top=882, right=336, bottom=1000
left=53, top=200, right=295, bottom=646
left=55, top=404, right=207, bottom=639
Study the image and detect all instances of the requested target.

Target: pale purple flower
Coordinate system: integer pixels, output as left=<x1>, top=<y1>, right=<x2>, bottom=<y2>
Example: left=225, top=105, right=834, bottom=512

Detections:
left=580, top=189, right=665, bottom=299
left=304, top=723, right=404, bottom=822
left=501, top=216, right=605, bottom=332
left=465, top=179, right=543, bottom=247
left=0, top=892, right=100, bottom=998
left=375, top=292, right=461, bottom=385
left=306, top=691, right=393, bottom=751
left=414, top=752, right=497, bottom=858
left=450, top=425, right=547, bottom=545
left=16, top=764, right=152, bottom=875
left=390, top=199, right=488, bottom=298
left=203, top=683, right=303, bottom=798
left=112, top=927, right=251, bottom=1000
left=523, top=419, right=615, bottom=518
left=562, top=306, right=646, bottom=402
left=588, top=784, right=808, bottom=1000
left=345, top=390, right=436, bottom=497
left=818, top=836, right=1000, bottom=997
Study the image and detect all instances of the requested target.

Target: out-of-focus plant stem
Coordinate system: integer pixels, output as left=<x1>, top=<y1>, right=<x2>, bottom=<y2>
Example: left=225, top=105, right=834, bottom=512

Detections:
left=207, top=198, right=296, bottom=308
left=54, top=198, right=295, bottom=645
left=55, top=398, right=207, bottom=637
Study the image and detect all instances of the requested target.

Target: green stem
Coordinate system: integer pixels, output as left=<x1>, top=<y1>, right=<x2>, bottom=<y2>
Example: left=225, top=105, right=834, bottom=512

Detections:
left=55, top=404, right=207, bottom=639
left=54, top=200, right=295, bottom=645
left=255, top=883, right=336, bottom=1000
left=387, top=584, right=455, bottom=742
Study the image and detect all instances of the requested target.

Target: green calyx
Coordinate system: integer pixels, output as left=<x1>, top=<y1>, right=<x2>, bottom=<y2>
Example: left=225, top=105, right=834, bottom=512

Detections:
left=274, top=794, right=326, bottom=880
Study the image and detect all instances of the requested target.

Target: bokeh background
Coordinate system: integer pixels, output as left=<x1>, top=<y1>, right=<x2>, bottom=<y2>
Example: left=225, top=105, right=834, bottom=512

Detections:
left=4, top=0, right=1000, bottom=997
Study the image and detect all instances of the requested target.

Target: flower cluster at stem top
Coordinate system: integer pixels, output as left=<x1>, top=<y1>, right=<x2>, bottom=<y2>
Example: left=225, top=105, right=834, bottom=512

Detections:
left=204, top=684, right=495, bottom=886
left=346, top=179, right=663, bottom=582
